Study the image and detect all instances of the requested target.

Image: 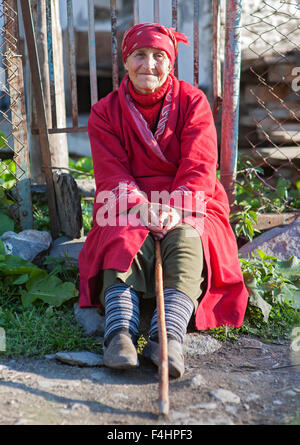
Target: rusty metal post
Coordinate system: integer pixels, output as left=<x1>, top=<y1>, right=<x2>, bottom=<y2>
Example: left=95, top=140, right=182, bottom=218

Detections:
left=220, top=0, right=243, bottom=207
left=212, top=0, right=222, bottom=121
left=133, top=0, right=139, bottom=25
left=4, top=0, right=33, bottom=229
left=110, top=0, right=118, bottom=90
left=20, top=0, right=59, bottom=238
left=66, top=0, right=78, bottom=128
left=45, top=0, right=57, bottom=129
left=154, top=0, right=159, bottom=23
left=193, top=0, right=199, bottom=88
left=172, top=0, right=178, bottom=77
left=87, top=0, right=98, bottom=106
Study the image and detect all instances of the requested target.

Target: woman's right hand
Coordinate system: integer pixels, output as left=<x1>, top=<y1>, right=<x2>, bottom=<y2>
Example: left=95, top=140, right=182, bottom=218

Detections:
left=139, top=203, right=181, bottom=240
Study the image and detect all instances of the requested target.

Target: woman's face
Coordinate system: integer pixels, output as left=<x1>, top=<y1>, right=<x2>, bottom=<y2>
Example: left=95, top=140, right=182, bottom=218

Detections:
left=124, top=47, right=171, bottom=94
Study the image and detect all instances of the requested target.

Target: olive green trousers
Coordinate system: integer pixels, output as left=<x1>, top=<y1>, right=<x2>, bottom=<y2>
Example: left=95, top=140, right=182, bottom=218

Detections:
left=100, top=224, right=205, bottom=311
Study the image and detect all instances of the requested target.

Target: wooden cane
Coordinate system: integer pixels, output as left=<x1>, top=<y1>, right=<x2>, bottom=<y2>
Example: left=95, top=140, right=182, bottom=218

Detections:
left=155, top=239, right=169, bottom=417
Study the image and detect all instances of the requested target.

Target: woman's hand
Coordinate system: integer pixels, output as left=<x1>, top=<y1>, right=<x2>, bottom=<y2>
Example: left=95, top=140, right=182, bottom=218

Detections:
left=139, top=203, right=181, bottom=240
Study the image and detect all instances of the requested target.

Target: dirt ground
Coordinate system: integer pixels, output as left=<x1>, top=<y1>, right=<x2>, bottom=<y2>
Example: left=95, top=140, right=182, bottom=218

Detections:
left=0, top=333, right=299, bottom=426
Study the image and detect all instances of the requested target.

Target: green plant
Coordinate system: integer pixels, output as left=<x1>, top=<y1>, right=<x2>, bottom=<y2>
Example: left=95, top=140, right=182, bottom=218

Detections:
left=69, top=156, right=94, bottom=178
left=230, top=156, right=300, bottom=241
left=81, top=199, right=93, bottom=234
left=0, top=240, right=78, bottom=307
left=235, top=156, right=299, bottom=212
left=0, top=303, right=102, bottom=358
left=239, top=251, right=300, bottom=341
left=0, top=159, right=16, bottom=234
left=231, top=204, right=260, bottom=241
left=206, top=326, right=240, bottom=342
left=0, top=239, right=98, bottom=358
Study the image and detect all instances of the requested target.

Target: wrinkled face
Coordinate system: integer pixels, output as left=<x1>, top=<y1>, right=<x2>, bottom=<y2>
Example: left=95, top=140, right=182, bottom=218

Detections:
left=124, top=47, right=171, bottom=94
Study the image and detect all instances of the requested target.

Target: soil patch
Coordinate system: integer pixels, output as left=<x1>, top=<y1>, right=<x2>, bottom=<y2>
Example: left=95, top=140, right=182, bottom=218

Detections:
left=0, top=334, right=299, bottom=425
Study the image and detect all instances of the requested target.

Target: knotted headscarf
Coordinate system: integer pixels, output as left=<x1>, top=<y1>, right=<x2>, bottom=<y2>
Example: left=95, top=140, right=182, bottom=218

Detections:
left=122, top=22, right=189, bottom=66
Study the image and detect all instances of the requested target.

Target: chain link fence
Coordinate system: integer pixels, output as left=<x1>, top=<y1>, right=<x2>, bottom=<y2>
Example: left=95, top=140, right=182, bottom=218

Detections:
left=0, top=0, right=32, bottom=231
left=236, top=0, right=300, bottom=223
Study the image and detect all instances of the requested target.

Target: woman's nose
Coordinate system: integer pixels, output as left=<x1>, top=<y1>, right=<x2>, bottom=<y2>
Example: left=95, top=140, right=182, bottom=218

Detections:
left=143, top=55, right=156, bottom=70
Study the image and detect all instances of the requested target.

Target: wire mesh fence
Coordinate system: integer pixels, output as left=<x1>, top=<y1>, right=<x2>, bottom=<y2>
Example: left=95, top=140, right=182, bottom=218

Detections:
left=0, top=0, right=32, bottom=231
left=236, top=0, right=300, bottom=225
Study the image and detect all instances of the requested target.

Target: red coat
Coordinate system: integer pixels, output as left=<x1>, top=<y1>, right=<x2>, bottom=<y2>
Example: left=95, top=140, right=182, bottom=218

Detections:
left=78, top=74, right=249, bottom=330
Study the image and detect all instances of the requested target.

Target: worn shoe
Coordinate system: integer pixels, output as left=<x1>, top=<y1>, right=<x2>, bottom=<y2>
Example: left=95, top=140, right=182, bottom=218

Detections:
left=143, top=338, right=185, bottom=378
left=103, top=332, right=139, bottom=369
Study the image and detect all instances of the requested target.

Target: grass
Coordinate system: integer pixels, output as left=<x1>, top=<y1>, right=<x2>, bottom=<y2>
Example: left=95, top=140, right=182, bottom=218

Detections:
left=0, top=258, right=102, bottom=359
left=0, top=301, right=103, bottom=359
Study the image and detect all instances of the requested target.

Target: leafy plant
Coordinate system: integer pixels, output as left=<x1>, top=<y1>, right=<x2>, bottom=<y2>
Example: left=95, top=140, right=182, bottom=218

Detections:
left=0, top=131, right=7, bottom=149
left=0, top=159, right=16, bottom=190
left=69, top=156, right=94, bottom=178
left=235, top=156, right=299, bottom=212
left=81, top=199, right=93, bottom=234
left=239, top=251, right=300, bottom=341
left=0, top=159, right=16, bottom=234
left=231, top=204, right=260, bottom=241
left=0, top=240, right=78, bottom=307
left=230, top=156, right=300, bottom=241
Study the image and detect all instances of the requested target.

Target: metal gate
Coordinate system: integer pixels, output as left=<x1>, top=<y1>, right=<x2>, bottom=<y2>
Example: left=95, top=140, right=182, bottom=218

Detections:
left=0, top=0, right=298, bottom=239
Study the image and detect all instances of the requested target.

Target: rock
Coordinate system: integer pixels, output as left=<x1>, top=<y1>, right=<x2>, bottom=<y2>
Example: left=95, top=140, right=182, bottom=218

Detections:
left=55, top=351, right=104, bottom=367
left=239, top=218, right=300, bottom=260
left=37, top=378, right=59, bottom=389
left=183, top=334, right=222, bottom=356
left=73, top=303, right=105, bottom=337
left=76, top=179, right=96, bottom=197
left=71, top=403, right=90, bottom=412
left=193, top=402, right=218, bottom=410
left=185, top=374, right=207, bottom=387
left=225, top=404, right=239, bottom=416
left=49, top=236, right=86, bottom=266
left=282, top=389, right=297, bottom=397
left=211, top=389, right=241, bottom=404
left=245, top=393, right=260, bottom=402
left=44, top=354, right=56, bottom=360
left=0, top=229, right=52, bottom=262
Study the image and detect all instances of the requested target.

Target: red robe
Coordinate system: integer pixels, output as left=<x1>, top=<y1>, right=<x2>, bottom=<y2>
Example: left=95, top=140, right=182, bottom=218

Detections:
left=78, top=73, right=249, bottom=330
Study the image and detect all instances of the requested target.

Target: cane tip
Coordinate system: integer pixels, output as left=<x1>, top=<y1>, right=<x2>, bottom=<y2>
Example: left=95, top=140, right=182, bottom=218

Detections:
left=158, top=401, right=169, bottom=418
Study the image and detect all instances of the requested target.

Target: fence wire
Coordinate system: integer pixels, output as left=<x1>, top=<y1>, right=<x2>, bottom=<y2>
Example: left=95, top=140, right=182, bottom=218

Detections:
left=0, top=0, right=32, bottom=230
left=237, top=0, right=300, bottom=218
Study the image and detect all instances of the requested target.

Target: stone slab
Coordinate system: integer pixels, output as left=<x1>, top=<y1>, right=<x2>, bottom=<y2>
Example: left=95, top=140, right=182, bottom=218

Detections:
left=239, top=218, right=300, bottom=260
left=49, top=236, right=86, bottom=265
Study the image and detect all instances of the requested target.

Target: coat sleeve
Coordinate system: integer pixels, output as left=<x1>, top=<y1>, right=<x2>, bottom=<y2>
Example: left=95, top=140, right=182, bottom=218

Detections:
left=88, top=101, right=148, bottom=219
left=169, top=90, right=219, bottom=215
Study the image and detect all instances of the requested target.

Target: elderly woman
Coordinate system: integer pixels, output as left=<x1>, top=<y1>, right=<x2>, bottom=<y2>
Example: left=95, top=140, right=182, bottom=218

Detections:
left=78, top=23, right=248, bottom=378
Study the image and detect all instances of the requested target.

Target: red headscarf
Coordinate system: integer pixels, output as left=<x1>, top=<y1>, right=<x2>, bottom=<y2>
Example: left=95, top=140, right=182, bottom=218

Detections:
left=122, top=22, right=189, bottom=66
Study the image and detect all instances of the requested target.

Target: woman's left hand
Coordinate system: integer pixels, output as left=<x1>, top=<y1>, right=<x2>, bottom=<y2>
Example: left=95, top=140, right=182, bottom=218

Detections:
left=139, top=203, right=181, bottom=240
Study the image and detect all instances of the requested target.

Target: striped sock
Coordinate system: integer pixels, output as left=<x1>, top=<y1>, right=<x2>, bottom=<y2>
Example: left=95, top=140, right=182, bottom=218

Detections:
left=104, top=284, right=140, bottom=345
left=149, top=288, right=194, bottom=344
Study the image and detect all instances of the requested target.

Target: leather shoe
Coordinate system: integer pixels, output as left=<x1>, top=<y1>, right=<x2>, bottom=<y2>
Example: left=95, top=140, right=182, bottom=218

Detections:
left=143, top=338, right=185, bottom=378
left=103, top=332, right=139, bottom=369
